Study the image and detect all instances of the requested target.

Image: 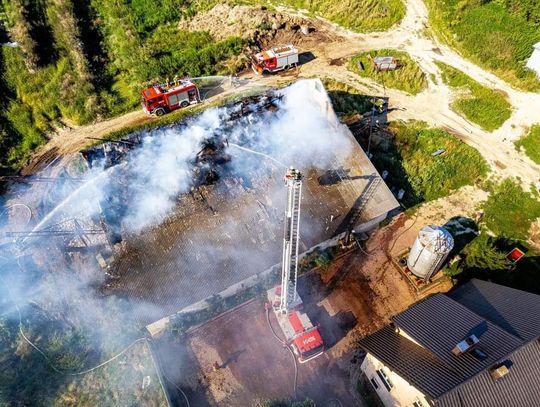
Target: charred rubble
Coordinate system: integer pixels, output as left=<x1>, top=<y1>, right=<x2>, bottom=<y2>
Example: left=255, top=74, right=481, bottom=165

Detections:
left=81, top=91, right=283, bottom=246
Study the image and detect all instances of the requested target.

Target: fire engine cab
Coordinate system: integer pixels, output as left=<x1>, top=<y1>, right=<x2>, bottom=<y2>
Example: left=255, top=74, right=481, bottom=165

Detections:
left=252, top=45, right=299, bottom=74
left=287, top=310, right=325, bottom=363
left=268, top=285, right=325, bottom=363
left=141, top=79, right=200, bottom=116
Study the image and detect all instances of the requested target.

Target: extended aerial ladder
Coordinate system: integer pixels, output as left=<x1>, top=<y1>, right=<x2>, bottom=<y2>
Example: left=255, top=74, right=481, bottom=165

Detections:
left=268, top=167, right=324, bottom=363
left=279, top=167, right=303, bottom=313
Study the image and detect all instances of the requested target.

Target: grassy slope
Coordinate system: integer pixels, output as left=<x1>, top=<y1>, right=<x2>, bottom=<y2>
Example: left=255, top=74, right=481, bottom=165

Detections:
left=369, top=120, right=488, bottom=207
left=348, top=49, right=427, bottom=95
left=425, top=0, right=540, bottom=91
left=482, top=178, right=540, bottom=241
left=436, top=61, right=512, bottom=131
left=273, top=0, right=405, bottom=32
left=515, top=124, right=540, bottom=164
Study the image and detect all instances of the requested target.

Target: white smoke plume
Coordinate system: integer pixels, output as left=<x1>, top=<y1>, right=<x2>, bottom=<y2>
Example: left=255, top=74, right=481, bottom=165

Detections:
left=0, top=79, right=354, bottom=361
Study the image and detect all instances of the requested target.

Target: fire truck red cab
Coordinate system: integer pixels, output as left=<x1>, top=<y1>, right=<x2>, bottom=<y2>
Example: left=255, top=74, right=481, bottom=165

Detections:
left=252, top=45, right=299, bottom=74
left=287, top=311, right=324, bottom=363
left=141, top=79, right=200, bottom=116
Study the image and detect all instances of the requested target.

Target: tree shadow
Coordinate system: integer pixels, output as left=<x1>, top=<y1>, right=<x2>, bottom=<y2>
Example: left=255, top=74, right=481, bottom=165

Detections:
left=443, top=216, right=479, bottom=257
left=20, top=1, right=57, bottom=66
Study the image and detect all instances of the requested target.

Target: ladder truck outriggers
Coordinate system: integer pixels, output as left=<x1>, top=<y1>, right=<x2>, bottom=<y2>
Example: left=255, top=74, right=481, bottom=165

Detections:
left=267, top=167, right=325, bottom=363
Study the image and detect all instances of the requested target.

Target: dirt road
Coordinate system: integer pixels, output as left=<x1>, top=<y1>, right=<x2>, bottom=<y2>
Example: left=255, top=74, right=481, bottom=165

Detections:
left=23, top=0, right=540, bottom=185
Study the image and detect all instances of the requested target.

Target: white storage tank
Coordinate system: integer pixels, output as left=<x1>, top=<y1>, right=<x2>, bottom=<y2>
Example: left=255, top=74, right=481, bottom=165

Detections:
left=407, top=225, right=454, bottom=280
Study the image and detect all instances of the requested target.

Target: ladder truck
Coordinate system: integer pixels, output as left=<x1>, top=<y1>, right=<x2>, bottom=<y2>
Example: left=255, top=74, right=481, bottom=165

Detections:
left=268, top=167, right=324, bottom=363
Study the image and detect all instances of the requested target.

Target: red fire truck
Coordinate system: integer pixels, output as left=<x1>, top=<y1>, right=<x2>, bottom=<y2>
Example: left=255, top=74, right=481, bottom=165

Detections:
left=252, top=45, right=299, bottom=74
left=141, top=79, right=200, bottom=116
left=287, top=311, right=325, bottom=363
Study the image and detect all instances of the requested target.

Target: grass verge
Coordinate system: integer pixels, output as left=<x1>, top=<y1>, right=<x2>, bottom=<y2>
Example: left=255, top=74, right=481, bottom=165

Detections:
left=424, top=0, right=540, bottom=91
left=348, top=50, right=427, bottom=95
left=515, top=124, right=540, bottom=164
left=436, top=61, right=512, bottom=131
left=481, top=178, right=540, bottom=241
left=271, top=0, right=405, bottom=32
left=369, top=120, right=488, bottom=207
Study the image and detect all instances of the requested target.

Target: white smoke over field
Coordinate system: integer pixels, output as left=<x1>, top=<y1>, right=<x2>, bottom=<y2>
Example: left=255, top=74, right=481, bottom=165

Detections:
left=0, top=80, right=354, bottom=385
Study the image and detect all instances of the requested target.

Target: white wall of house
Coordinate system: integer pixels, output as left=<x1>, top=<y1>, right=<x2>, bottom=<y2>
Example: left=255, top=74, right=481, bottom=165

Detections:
left=526, top=42, right=540, bottom=77
left=361, top=352, right=431, bottom=407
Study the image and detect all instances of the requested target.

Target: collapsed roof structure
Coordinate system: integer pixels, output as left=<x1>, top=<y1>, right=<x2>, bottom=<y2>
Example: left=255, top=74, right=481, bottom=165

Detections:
left=2, top=79, right=399, bottom=327
left=100, top=79, right=399, bottom=325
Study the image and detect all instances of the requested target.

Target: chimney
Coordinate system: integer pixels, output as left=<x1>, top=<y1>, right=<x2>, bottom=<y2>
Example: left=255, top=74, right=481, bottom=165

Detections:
left=452, top=334, right=479, bottom=355
left=490, top=363, right=510, bottom=380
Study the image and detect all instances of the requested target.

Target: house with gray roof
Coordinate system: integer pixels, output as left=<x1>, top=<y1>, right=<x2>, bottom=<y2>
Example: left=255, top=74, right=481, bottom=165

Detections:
left=358, top=279, right=540, bottom=407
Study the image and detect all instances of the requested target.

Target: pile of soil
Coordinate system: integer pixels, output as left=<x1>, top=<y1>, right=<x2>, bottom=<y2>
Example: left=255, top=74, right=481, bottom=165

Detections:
left=177, top=3, right=336, bottom=49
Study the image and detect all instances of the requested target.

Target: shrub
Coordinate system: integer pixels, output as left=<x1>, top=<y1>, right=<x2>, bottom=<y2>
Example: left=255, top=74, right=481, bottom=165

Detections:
left=482, top=178, right=540, bottom=240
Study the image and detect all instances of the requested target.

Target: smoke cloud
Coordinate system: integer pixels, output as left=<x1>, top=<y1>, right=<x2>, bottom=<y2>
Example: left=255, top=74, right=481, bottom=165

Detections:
left=0, top=79, right=354, bottom=374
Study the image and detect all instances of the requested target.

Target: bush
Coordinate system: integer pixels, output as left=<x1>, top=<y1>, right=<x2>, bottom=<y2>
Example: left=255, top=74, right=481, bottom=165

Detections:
left=461, top=234, right=507, bottom=271
left=348, top=50, right=427, bottom=95
left=515, top=124, right=540, bottom=164
left=482, top=178, right=540, bottom=241
left=436, top=61, right=512, bottom=131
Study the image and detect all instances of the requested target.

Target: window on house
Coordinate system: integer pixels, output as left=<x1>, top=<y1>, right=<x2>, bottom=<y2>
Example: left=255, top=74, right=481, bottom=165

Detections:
left=370, top=377, right=379, bottom=390
left=376, top=368, right=393, bottom=392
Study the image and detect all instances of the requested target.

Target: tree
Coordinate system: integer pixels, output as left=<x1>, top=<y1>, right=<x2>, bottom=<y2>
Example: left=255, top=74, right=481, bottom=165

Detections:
left=462, top=234, right=507, bottom=271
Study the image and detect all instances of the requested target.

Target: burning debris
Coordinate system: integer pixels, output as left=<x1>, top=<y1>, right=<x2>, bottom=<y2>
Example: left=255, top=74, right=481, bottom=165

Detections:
left=1, top=79, right=398, bottom=331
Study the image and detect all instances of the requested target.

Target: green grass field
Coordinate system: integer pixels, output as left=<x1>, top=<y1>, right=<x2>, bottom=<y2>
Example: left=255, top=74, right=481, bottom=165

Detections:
left=348, top=50, right=427, bottom=95
left=425, top=0, right=540, bottom=91
left=272, top=0, right=405, bottom=32
left=515, top=125, right=540, bottom=164
left=436, top=61, right=512, bottom=131
left=482, top=178, right=540, bottom=241
left=370, top=121, right=489, bottom=207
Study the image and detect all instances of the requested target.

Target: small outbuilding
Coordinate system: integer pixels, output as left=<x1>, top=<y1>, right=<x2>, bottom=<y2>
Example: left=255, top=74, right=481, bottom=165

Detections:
left=526, top=41, right=540, bottom=77
left=372, top=56, right=399, bottom=71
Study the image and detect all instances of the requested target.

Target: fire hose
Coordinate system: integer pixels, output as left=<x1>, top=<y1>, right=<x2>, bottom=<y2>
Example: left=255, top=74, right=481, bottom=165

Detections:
left=0, top=263, right=192, bottom=405
left=0, top=267, right=143, bottom=376
left=265, top=305, right=298, bottom=399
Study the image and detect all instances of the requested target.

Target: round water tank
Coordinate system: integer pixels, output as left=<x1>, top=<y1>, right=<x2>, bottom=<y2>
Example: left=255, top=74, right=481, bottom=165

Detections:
left=407, top=225, right=454, bottom=280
